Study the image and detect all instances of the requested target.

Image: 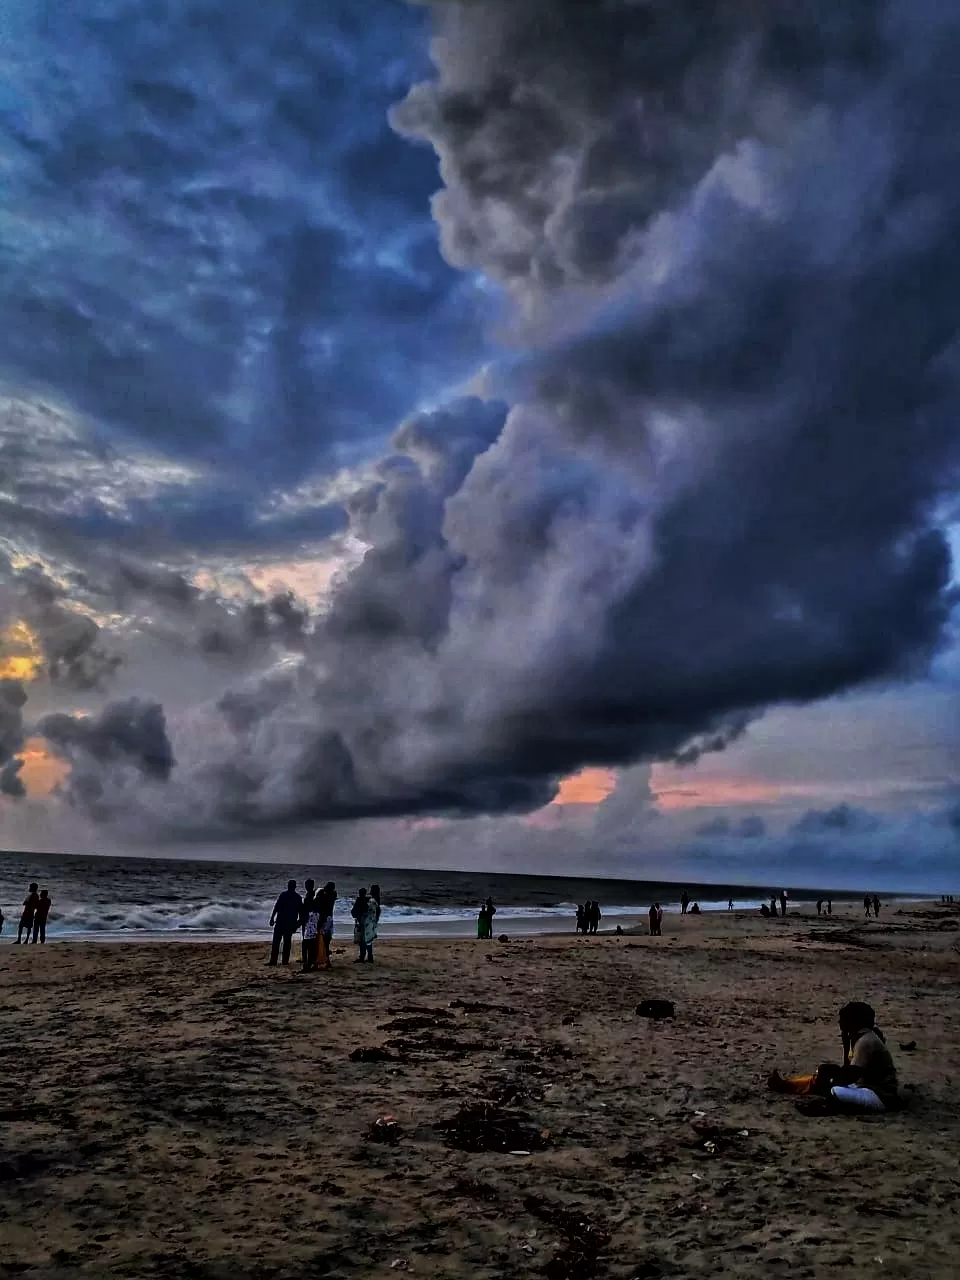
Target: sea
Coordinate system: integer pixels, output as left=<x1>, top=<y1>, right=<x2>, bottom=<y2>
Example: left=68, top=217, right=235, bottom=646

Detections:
left=0, top=849, right=866, bottom=943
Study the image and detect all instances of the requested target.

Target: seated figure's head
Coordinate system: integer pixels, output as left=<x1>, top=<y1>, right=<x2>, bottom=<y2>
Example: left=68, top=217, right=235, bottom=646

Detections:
left=839, top=1001, right=877, bottom=1061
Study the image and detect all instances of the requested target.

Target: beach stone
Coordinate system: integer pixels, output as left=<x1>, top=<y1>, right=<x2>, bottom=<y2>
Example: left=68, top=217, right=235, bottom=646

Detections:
left=498, top=933, right=509, bottom=943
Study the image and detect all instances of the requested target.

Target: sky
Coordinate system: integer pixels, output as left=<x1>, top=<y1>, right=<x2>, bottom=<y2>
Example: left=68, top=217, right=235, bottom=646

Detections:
left=0, top=0, right=958, bottom=891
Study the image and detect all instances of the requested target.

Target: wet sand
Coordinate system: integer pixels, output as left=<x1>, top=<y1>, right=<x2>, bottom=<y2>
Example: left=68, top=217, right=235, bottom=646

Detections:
left=1, top=902, right=958, bottom=1279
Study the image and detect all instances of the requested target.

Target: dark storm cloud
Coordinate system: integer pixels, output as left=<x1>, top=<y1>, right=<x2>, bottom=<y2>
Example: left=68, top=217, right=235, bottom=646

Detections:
left=0, top=679, right=27, bottom=801
left=695, top=815, right=766, bottom=839
left=0, top=0, right=484, bottom=489
left=37, top=0, right=960, bottom=835
left=792, top=804, right=881, bottom=836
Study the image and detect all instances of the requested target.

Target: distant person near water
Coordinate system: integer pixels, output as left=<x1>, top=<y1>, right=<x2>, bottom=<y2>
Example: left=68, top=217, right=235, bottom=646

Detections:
left=352, top=887, right=378, bottom=963
left=864, top=894, right=872, bottom=918
left=780, top=889, right=788, bottom=917
left=648, top=903, right=663, bottom=936
left=873, top=895, right=881, bottom=918
left=32, top=890, right=51, bottom=944
left=680, top=891, right=690, bottom=915
left=16, top=883, right=40, bottom=944
left=728, top=898, right=734, bottom=911
left=318, top=882, right=336, bottom=967
left=268, top=880, right=302, bottom=967
left=589, top=901, right=602, bottom=934
left=478, top=896, right=496, bottom=939
left=575, top=904, right=585, bottom=934
left=300, top=879, right=319, bottom=972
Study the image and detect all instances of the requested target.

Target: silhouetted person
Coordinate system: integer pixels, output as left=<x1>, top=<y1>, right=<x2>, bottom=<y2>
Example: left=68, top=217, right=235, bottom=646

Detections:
left=352, top=888, right=376, bottom=962
left=873, top=895, right=881, bottom=918
left=816, top=899, right=823, bottom=916
left=16, top=883, right=39, bottom=944
left=317, top=882, right=337, bottom=967
left=827, top=899, right=833, bottom=915
left=728, top=898, right=734, bottom=911
left=590, top=902, right=602, bottom=934
left=32, top=890, right=51, bottom=944
left=864, top=894, right=872, bottom=919
left=689, top=902, right=701, bottom=915
left=779, top=890, right=788, bottom=917
left=770, top=894, right=779, bottom=919
left=656, top=903, right=663, bottom=934
left=268, top=880, right=302, bottom=966
left=648, top=904, right=658, bottom=936
left=681, top=891, right=690, bottom=915
left=575, top=904, right=585, bottom=934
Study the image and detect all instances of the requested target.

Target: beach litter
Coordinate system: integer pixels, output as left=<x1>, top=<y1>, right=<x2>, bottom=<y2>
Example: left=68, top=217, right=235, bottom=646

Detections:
left=349, top=1046, right=395, bottom=1063
left=437, top=1101, right=550, bottom=1153
left=523, top=1195, right=609, bottom=1280
left=368, top=1115, right=401, bottom=1145
left=636, top=1000, right=675, bottom=1020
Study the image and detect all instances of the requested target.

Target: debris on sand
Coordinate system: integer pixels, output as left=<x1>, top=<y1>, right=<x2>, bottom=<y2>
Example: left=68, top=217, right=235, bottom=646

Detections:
left=523, top=1194, right=609, bottom=1280
left=636, top=1000, right=675, bottom=1020
left=498, top=933, right=510, bottom=943
left=367, top=1115, right=401, bottom=1145
left=385, top=1034, right=490, bottom=1058
left=349, top=1046, right=395, bottom=1063
left=437, top=1102, right=550, bottom=1153
left=687, top=1120, right=752, bottom=1157
left=380, top=1015, right=460, bottom=1033
left=449, top=999, right=518, bottom=1015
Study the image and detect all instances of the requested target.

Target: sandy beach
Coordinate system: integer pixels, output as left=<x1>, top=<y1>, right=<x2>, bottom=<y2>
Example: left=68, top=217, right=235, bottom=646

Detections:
left=1, top=902, right=959, bottom=1279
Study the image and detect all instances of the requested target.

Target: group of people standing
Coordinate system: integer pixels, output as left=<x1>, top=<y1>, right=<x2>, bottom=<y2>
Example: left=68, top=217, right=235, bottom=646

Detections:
left=268, top=879, right=382, bottom=970
left=0, top=883, right=53, bottom=944
left=576, top=901, right=602, bottom=934
left=863, top=894, right=882, bottom=918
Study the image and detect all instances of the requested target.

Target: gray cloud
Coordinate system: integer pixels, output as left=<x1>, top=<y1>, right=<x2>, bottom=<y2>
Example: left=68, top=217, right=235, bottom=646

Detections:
left=34, top=1, right=960, bottom=836
left=0, top=0, right=484, bottom=497
left=791, top=804, right=881, bottom=836
left=0, top=679, right=27, bottom=800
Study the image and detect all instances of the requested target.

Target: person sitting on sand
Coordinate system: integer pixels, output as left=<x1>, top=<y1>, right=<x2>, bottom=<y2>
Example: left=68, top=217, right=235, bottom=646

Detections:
left=768, top=1001, right=900, bottom=1113
left=268, top=880, right=302, bottom=967
left=689, top=902, right=701, bottom=915
left=16, top=883, right=39, bottom=945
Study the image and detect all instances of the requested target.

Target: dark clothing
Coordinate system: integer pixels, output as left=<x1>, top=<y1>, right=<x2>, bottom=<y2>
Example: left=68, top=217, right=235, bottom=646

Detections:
left=302, top=937, right=320, bottom=971
left=32, top=918, right=46, bottom=944
left=270, top=924, right=294, bottom=966
left=300, top=890, right=316, bottom=929
left=272, top=888, right=302, bottom=931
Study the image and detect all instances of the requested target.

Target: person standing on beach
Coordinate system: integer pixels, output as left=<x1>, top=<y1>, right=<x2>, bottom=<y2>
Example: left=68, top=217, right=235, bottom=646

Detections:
left=770, top=893, right=779, bottom=919
left=575, top=904, right=585, bottom=934
left=591, top=901, right=602, bottom=933
left=317, top=882, right=336, bottom=967
left=300, top=879, right=317, bottom=969
left=680, top=891, right=690, bottom=915
left=16, top=883, right=39, bottom=944
left=648, top=903, right=658, bottom=936
left=32, top=890, right=51, bottom=944
left=780, top=890, right=788, bottom=917
left=268, top=880, right=302, bottom=967
left=728, top=898, right=734, bottom=911
left=873, top=895, right=881, bottom=918
left=827, top=899, right=833, bottom=915
left=352, top=888, right=377, bottom=963
left=863, top=894, right=872, bottom=919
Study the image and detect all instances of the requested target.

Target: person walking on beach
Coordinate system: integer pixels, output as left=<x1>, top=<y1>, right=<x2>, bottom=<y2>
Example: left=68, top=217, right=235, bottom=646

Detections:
left=268, top=880, right=302, bottom=967
left=863, top=894, right=872, bottom=919
left=779, top=889, right=788, bottom=917
left=873, top=895, right=881, bottom=918
left=16, top=883, right=39, bottom=944
left=680, top=891, right=690, bottom=915
left=32, top=890, right=51, bottom=944
left=728, top=898, right=734, bottom=911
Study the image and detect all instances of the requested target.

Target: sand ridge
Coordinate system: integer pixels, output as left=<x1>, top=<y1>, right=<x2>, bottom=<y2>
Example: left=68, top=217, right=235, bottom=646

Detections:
left=0, top=903, right=958, bottom=1278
